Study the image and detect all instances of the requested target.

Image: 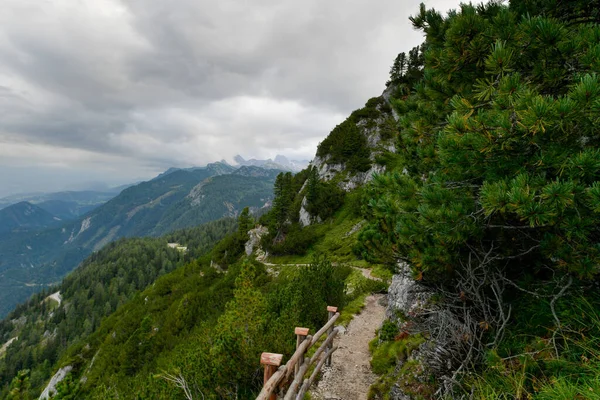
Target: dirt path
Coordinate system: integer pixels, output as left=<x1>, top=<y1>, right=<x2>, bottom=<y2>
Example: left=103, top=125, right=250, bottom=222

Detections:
left=310, top=293, right=386, bottom=400
left=355, top=267, right=380, bottom=281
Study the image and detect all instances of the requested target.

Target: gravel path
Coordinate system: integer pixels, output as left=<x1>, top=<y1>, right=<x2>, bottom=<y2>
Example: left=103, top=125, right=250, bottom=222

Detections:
left=310, top=294, right=386, bottom=400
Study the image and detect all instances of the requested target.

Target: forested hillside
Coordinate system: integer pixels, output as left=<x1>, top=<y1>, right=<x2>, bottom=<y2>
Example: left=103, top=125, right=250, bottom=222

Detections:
left=0, top=218, right=237, bottom=398
left=0, top=164, right=277, bottom=318
left=0, top=204, right=384, bottom=399
left=0, top=203, right=61, bottom=234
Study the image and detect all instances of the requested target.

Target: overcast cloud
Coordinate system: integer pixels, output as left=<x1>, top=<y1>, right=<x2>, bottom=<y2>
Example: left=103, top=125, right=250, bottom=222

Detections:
left=0, top=0, right=460, bottom=197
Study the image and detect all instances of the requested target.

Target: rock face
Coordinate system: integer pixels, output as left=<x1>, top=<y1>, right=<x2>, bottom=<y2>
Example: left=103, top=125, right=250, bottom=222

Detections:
left=245, top=225, right=269, bottom=261
left=39, top=365, right=73, bottom=400
left=386, top=263, right=432, bottom=321
left=299, top=197, right=322, bottom=227
left=299, top=85, right=399, bottom=226
left=299, top=198, right=311, bottom=227
left=385, top=264, right=433, bottom=400
left=0, top=337, right=18, bottom=357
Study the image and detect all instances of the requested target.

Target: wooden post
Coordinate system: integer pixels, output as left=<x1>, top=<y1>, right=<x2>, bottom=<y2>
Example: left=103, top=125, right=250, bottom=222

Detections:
left=294, top=327, right=309, bottom=379
left=326, top=306, right=337, bottom=367
left=261, top=352, right=283, bottom=400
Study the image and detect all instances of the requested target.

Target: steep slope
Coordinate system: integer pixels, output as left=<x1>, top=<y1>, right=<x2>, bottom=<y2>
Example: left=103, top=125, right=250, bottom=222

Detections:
left=0, top=202, right=61, bottom=234
left=0, top=163, right=276, bottom=318
left=256, top=92, right=398, bottom=259
left=4, top=2, right=595, bottom=399
left=0, top=218, right=237, bottom=399
left=358, top=2, right=600, bottom=399
left=35, top=200, right=100, bottom=221
left=0, top=167, right=220, bottom=275
left=298, top=93, right=397, bottom=226
left=7, top=234, right=376, bottom=399
left=152, top=166, right=278, bottom=235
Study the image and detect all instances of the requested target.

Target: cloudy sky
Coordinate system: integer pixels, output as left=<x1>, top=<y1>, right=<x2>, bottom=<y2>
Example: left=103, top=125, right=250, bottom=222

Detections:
left=0, top=0, right=460, bottom=197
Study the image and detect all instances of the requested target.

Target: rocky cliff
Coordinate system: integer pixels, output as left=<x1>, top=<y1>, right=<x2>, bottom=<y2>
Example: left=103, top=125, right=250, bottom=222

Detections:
left=299, top=85, right=398, bottom=226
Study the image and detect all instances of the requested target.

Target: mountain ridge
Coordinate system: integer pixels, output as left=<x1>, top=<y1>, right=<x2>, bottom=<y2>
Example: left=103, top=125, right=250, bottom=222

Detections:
left=0, top=202, right=62, bottom=234
left=0, top=188, right=128, bottom=211
left=0, top=164, right=278, bottom=317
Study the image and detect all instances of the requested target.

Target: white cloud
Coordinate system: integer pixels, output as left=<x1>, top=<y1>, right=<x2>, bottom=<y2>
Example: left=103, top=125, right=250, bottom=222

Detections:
left=0, top=0, right=463, bottom=195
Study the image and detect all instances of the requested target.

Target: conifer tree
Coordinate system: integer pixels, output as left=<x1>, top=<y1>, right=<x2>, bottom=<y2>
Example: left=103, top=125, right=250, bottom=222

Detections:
left=237, top=207, right=253, bottom=239
left=306, top=166, right=319, bottom=206
left=358, top=3, right=600, bottom=394
left=7, top=370, right=30, bottom=400
left=389, top=52, right=407, bottom=84
left=360, top=0, right=600, bottom=322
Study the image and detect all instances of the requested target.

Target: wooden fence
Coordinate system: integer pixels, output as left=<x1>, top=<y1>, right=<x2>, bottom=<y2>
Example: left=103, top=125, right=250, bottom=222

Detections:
left=256, top=306, right=340, bottom=400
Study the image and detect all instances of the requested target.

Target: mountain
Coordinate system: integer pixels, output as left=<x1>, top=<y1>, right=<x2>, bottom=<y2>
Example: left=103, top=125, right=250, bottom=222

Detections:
left=152, top=166, right=279, bottom=235
left=35, top=200, right=99, bottom=221
left=152, top=162, right=236, bottom=180
left=0, top=188, right=126, bottom=212
left=274, top=155, right=310, bottom=171
left=0, top=203, right=372, bottom=399
left=0, top=112, right=386, bottom=397
left=0, top=202, right=61, bottom=234
left=0, top=162, right=277, bottom=317
left=234, top=154, right=309, bottom=172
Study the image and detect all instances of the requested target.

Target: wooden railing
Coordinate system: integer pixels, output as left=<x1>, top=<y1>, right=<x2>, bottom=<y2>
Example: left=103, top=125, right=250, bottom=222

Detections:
left=256, top=306, right=340, bottom=400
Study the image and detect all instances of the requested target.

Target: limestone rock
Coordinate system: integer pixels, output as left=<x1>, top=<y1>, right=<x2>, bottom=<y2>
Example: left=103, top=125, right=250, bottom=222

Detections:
left=386, top=263, right=432, bottom=321
left=39, top=366, right=73, bottom=400
left=244, top=225, right=269, bottom=258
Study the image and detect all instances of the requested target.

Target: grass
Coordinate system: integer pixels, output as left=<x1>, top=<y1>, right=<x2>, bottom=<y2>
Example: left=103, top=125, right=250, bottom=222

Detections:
left=369, top=334, right=425, bottom=375
left=338, top=293, right=368, bottom=327
left=367, top=330, right=429, bottom=400
left=371, top=264, right=394, bottom=282
left=338, top=266, right=387, bottom=326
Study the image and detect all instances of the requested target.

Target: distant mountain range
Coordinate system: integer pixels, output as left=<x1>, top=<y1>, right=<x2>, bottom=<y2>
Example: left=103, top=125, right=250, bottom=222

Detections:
left=0, top=187, right=129, bottom=220
left=155, top=155, right=310, bottom=180
left=234, top=154, right=309, bottom=172
left=0, top=162, right=280, bottom=317
left=0, top=202, right=62, bottom=234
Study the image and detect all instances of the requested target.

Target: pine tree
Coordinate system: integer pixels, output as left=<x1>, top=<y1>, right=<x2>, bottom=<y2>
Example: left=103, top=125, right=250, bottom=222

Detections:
left=7, top=370, right=31, bottom=400
left=389, top=52, right=408, bottom=84
left=361, top=1, right=600, bottom=285
left=237, top=207, right=253, bottom=239
left=306, top=166, right=319, bottom=206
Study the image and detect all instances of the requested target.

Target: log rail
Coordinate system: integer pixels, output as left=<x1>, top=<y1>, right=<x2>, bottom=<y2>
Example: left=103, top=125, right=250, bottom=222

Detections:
left=256, top=306, right=340, bottom=400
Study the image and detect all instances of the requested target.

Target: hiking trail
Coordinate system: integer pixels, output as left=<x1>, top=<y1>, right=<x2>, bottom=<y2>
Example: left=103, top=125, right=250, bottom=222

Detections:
left=310, top=293, right=386, bottom=400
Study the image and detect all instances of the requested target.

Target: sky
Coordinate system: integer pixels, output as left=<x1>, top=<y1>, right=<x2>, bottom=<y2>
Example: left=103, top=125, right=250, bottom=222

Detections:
left=0, top=0, right=461, bottom=197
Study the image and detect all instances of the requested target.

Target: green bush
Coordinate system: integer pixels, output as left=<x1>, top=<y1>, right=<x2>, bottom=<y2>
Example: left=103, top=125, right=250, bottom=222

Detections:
left=379, top=320, right=399, bottom=342
left=305, top=180, right=345, bottom=221
left=267, top=224, right=321, bottom=256
left=369, top=334, right=425, bottom=375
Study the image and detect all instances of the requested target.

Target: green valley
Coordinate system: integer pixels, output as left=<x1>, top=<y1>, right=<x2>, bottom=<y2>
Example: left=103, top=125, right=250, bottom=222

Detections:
left=0, top=164, right=278, bottom=317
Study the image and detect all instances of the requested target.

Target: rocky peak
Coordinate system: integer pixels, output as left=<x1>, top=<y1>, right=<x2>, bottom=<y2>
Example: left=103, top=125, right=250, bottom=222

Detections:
left=299, top=85, right=399, bottom=226
left=232, top=166, right=281, bottom=178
